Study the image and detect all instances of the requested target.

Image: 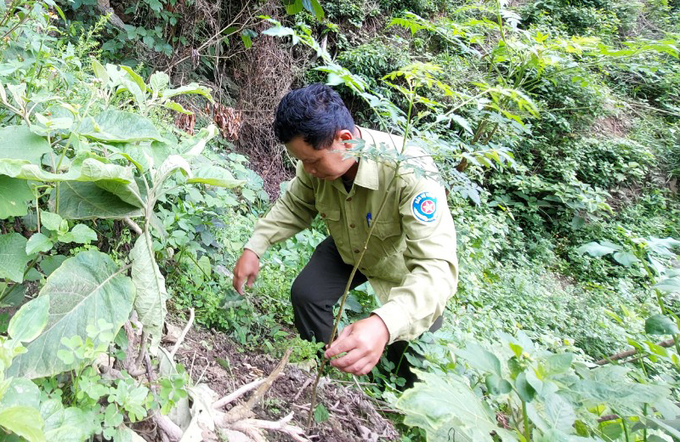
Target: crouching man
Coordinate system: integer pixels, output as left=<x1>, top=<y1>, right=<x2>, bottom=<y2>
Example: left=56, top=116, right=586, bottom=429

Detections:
left=233, top=84, right=458, bottom=382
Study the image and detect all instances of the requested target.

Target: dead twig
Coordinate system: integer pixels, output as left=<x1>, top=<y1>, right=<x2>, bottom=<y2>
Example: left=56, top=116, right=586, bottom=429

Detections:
left=124, top=217, right=143, bottom=235
left=170, top=308, right=195, bottom=360
left=213, top=378, right=268, bottom=410
left=224, top=348, right=293, bottom=424
left=595, top=338, right=675, bottom=366
left=232, top=413, right=307, bottom=442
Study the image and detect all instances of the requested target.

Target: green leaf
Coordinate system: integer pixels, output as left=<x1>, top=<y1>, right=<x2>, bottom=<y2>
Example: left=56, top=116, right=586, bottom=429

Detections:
left=91, top=59, right=109, bottom=85
left=161, top=83, right=213, bottom=102
left=544, top=353, right=573, bottom=376
left=645, top=314, right=679, bottom=335
left=241, top=33, right=252, bottom=49
left=457, top=342, right=502, bottom=375
left=119, top=66, right=147, bottom=94
left=0, top=233, right=29, bottom=283
left=612, top=251, right=639, bottom=267
left=0, top=125, right=51, bottom=165
left=7, top=251, right=135, bottom=379
left=39, top=255, right=67, bottom=276
left=59, top=224, right=98, bottom=244
left=155, top=155, right=192, bottom=184
left=544, top=393, right=575, bottom=432
left=262, top=25, right=296, bottom=38
left=52, top=182, right=143, bottom=220
left=41, top=211, right=66, bottom=232
left=313, top=403, right=329, bottom=423
left=485, top=373, right=512, bottom=395
left=0, top=175, right=33, bottom=219
left=187, top=165, right=245, bottom=188
left=163, top=101, right=192, bottom=115
left=7, top=295, right=49, bottom=342
left=26, top=233, right=54, bottom=255
left=131, top=233, right=167, bottom=348
left=308, top=0, right=324, bottom=18
left=78, top=110, right=164, bottom=143
left=396, top=370, right=516, bottom=441
left=0, top=377, right=41, bottom=412
left=654, top=277, right=680, bottom=293
left=149, top=72, right=170, bottom=94
left=515, top=371, right=536, bottom=403
left=576, top=241, right=621, bottom=257
left=0, top=406, right=45, bottom=442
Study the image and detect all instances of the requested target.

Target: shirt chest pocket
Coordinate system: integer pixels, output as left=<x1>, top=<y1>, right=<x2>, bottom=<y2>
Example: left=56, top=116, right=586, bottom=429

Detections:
left=366, top=219, right=403, bottom=259
left=319, top=208, right=341, bottom=235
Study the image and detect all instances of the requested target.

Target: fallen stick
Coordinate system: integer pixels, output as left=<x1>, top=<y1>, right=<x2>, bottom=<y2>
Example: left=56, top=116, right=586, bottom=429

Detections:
left=232, top=413, right=307, bottom=442
left=170, top=308, right=195, bottom=360
left=223, top=348, right=293, bottom=424
left=213, top=378, right=267, bottom=410
left=595, top=338, right=675, bottom=365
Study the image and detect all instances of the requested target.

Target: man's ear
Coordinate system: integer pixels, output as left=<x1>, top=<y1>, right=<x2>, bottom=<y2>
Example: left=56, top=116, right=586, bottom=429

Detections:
left=336, top=129, right=355, bottom=147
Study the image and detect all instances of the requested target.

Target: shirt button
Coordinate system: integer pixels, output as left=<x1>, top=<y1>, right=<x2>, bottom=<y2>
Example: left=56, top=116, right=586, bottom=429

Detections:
left=321, top=213, right=326, bottom=218
left=353, top=249, right=360, bottom=253
left=349, top=223, right=355, bottom=228
left=347, top=197, right=353, bottom=202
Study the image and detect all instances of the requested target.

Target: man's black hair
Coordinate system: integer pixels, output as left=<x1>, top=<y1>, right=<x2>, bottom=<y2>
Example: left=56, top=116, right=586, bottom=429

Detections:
left=274, top=84, right=355, bottom=150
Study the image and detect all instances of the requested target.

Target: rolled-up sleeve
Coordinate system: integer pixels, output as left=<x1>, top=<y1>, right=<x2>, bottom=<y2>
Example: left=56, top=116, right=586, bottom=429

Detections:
left=244, top=162, right=318, bottom=257
left=372, top=177, right=458, bottom=344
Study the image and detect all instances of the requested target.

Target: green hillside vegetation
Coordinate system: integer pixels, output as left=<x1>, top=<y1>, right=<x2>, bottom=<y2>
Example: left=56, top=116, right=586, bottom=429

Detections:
left=0, top=0, right=679, bottom=440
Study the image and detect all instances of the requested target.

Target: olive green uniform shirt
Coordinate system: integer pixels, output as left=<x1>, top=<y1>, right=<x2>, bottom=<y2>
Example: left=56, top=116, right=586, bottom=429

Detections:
left=244, top=127, right=458, bottom=344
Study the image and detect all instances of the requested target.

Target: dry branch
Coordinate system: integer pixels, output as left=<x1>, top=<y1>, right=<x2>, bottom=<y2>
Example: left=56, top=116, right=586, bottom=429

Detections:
left=224, top=348, right=293, bottom=424
left=232, top=413, right=307, bottom=442
left=170, top=308, right=195, bottom=360
left=595, top=338, right=675, bottom=365
left=213, top=378, right=267, bottom=410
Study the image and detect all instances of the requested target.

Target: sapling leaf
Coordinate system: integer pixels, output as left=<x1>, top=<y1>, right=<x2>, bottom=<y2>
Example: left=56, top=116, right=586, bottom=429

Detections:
left=645, top=314, right=679, bottom=335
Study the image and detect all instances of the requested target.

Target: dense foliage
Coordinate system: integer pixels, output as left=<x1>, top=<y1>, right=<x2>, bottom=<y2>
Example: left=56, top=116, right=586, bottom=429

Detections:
left=1, top=0, right=680, bottom=441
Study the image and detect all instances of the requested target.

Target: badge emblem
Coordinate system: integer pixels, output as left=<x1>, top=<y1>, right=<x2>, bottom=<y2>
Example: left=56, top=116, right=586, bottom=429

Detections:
left=411, top=191, right=437, bottom=223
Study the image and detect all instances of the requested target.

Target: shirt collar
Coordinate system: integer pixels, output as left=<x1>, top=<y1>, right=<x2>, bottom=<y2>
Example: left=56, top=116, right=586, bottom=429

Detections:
left=352, top=126, right=379, bottom=191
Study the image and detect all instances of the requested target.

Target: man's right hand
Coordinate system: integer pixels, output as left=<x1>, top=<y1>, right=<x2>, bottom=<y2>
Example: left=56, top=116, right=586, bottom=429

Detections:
left=232, top=249, right=260, bottom=295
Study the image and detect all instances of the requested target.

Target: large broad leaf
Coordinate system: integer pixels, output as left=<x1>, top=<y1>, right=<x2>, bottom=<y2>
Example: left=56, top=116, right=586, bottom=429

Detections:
left=0, top=378, right=41, bottom=411
left=0, top=233, right=29, bottom=283
left=0, top=157, right=134, bottom=185
left=7, top=251, right=135, bottom=379
left=161, top=83, right=213, bottom=102
left=0, top=125, right=51, bottom=164
left=52, top=182, right=142, bottom=220
left=187, top=165, right=245, bottom=188
left=397, top=370, right=516, bottom=441
left=456, top=342, right=502, bottom=376
left=0, top=175, right=33, bottom=219
left=645, top=314, right=679, bottom=335
left=576, top=241, right=621, bottom=257
left=131, top=233, right=167, bottom=348
left=78, top=110, right=164, bottom=143
left=0, top=406, right=45, bottom=442
left=7, top=295, right=49, bottom=342
left=654, top=277, right=680, bottom=294
left=573, top=365, right=669, bottom=416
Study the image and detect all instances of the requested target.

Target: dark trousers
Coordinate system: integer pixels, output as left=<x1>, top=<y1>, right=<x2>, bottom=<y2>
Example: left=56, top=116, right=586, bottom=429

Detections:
left=291, top=236, right=442, bottom=386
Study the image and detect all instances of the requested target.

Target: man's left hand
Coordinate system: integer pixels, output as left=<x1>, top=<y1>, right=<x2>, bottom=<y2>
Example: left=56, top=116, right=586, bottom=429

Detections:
left=324, top=315, right=389, bottom=376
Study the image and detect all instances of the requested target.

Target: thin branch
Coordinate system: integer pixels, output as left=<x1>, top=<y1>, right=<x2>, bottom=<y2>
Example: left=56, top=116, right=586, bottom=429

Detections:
left=595, top=338, right=675, bottom=366
left=213, top=378, right=267, bottom=410
left=169, top=308, right=194, bottom=360
left=125, top=217, right=143, bottom=235
left=224, top=348, right=292, bottom=424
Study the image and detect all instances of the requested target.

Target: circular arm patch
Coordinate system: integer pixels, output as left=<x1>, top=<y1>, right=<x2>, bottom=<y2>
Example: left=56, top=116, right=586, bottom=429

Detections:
left=411, top=191, right=438, bottom=223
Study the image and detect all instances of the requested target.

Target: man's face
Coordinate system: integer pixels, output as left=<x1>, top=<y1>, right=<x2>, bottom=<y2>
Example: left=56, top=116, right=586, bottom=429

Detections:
left=285, top=132, right=357, bottom=181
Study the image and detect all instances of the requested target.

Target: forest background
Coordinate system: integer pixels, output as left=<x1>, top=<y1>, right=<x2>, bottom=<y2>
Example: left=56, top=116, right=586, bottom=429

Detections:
left=0, top=0, right=679, bottom=440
